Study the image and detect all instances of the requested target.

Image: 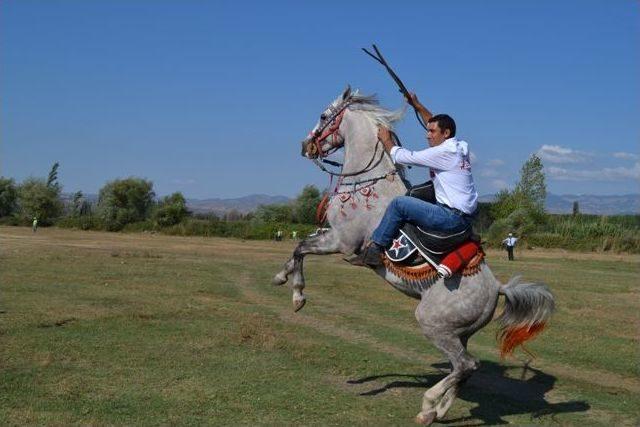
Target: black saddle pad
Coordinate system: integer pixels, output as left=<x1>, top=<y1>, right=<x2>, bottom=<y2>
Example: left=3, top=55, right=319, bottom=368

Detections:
left=385, top=224, right=474, bottom=267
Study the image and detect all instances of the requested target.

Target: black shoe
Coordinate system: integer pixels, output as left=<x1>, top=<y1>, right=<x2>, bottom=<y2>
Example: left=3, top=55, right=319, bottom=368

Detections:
left=363, top=243, right=384, bottom=267
left=345, top=243, right=384, bottom=267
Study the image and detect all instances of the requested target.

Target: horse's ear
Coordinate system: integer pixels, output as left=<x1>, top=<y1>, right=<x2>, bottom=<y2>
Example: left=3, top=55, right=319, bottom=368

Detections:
left=342, top=85, right=352, bottom=100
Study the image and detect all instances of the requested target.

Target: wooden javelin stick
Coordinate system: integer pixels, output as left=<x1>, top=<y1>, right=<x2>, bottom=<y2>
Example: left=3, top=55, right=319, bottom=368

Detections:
left=362, top=44, right=428, bottom=131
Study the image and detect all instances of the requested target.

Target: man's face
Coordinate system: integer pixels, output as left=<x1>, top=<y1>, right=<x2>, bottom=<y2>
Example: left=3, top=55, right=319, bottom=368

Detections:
left=426, top=122, right=450, bottom=147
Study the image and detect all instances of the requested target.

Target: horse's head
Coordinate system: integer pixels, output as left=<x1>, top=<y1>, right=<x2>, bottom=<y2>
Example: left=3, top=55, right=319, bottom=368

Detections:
left=301, top=86, right=353, bottom=159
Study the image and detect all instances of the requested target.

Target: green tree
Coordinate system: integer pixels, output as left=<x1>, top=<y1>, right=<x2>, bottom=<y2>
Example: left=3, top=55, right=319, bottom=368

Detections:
left=0, top=177, right=18, bottom=217
left=70, top=191, right=84, bottom=216
left=153, top=192, right=190, bottom=227
left=491, top=154, right=547, bottom=220
left=17, top=177, right=63, bottom=225
left=515, top=154, right=546, bottom=212
left=488, top=154, right=547, bottom=243
left=224, top=209, right=244, bottom=221
left=490, top=188, right=525, bottom=220
left=294, top=185, right=322, bottom=224
left=254, top=204, right=293, bottom=223
left=47, top=162, right=60, bottom=190
left=98, top=178, right=155, bottom=231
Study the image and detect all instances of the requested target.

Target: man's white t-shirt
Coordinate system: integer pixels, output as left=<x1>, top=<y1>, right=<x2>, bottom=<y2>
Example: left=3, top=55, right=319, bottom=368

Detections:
left=503, top=237, right=518, bottom=247
left=389, top=138, right=478, bottom=214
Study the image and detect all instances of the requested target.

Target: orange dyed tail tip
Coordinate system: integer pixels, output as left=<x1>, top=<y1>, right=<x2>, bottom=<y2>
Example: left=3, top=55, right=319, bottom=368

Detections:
left=499, top=322, right=546, bottom=358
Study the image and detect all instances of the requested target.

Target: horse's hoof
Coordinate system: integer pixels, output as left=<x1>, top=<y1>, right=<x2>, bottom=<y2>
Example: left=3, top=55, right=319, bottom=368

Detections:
left=415, top=411, right=436, bottom=426
left=272, top=273, right=287, bottom=286
left=293, top=298, right=306, bottom=312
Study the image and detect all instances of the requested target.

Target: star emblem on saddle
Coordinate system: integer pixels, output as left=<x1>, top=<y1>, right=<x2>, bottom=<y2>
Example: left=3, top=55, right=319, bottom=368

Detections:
left=389, top=237, right=408, bottom=257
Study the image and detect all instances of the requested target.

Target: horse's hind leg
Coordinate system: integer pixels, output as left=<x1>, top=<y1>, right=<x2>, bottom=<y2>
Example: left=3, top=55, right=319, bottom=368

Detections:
left=415, top=333, right=479, bottom=425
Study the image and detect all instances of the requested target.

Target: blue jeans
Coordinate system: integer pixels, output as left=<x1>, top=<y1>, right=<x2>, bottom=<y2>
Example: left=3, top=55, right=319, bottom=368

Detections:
left=371, top=196, right=472, bottom=246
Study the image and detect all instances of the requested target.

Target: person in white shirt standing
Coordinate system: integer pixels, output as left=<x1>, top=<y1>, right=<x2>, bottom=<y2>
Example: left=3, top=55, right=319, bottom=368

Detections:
left=502, top=233, right=518, bottom=261
left=355, top=92, right=478, bottom=267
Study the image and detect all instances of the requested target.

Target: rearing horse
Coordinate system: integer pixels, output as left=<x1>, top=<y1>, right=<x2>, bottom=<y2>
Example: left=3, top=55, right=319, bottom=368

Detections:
left=273, top=87, right=555, bottom=425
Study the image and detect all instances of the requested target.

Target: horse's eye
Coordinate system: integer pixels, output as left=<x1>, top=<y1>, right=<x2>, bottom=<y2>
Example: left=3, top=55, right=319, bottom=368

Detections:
left=320, top=113, right=327, bottom=120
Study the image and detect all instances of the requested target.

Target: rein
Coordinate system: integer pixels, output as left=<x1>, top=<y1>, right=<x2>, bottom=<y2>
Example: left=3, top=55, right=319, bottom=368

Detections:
left=311, top=138, right=386, bottom=178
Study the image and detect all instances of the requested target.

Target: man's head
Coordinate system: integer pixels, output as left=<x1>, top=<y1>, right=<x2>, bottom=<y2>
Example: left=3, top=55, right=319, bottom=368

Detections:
left=509, top=233, right=513, bottom=237
left=426, top=114, right=456, bottom=147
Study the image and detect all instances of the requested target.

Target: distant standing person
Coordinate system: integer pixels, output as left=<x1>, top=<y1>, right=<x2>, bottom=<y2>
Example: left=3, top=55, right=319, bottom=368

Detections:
left=502, top=233, right=518, bottom=261
left=276, top=230, right=283, bottom=241
left=291, top=230, right=298, bottom=240
left=32, top=217, right=38, bottom=233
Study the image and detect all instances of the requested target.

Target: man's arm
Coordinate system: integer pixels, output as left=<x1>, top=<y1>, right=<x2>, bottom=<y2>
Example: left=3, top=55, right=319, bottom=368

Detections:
left=377, top=127, right=456, bottom=170
left=407, top=93, right=432, bottom=123
left=377, top=126, right=396, bottom=153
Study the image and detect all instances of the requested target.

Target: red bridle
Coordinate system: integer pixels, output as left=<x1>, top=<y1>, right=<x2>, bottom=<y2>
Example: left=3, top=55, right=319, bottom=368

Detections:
left=308, top=102, right=351, bottom=158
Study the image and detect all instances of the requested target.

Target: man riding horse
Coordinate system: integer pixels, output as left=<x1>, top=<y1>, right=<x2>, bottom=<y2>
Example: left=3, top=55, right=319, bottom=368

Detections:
left=352, top=92, right=478, bottom=267
left=275, top=86, right=554, bottom=424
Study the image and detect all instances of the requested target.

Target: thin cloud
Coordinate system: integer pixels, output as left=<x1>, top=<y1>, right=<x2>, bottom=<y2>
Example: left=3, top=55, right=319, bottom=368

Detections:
left=477, top=158, right=504, bottom=177
left=480, top=169, right=500, bottom=178
left=171, top=179, right=196, bottom=185
left=612, top=152, right=639, bottom=160
left=537, top=145, right=592, bottom=164
left=547, top=162, right=640, bottom=181
left=491, top=179, right=509, bottom=190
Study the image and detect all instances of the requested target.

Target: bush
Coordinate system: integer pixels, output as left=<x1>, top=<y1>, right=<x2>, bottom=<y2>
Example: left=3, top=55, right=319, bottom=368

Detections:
left=56, top=215, right=104, bottom=231
left=486, top=208, right=538, bottom=246
left=98, top=178, right=155, bottom=231
left=294, top=185, right=322, bottom=224
left=254, top=204, right=293, bottom=223
left=121, top=220, right=155, bottom=233
left=526, top=232, right=571, bottom=250
left=17, top=177, right=63, bottom=225
left=0, top=177, right=18, bottom=217
left=153, top=192, right=189, bottom=227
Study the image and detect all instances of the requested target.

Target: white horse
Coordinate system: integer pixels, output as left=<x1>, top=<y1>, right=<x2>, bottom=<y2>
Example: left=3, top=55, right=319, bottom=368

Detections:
left=273, top=87, right=555, bottom=424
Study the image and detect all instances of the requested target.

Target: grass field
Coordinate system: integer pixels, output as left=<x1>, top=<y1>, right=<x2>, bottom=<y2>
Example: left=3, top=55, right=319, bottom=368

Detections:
left=1, top=226, right=639, bottom=426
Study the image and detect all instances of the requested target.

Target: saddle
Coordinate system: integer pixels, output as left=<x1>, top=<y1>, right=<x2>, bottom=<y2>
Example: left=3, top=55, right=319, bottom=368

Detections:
left=382, top=180, right=484, bottom=280
left=385, top=224, right=475, bottom=265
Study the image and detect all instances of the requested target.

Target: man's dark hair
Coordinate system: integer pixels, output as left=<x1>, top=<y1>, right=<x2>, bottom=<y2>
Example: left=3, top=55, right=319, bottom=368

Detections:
left=428, top=114, right=456, bottom=138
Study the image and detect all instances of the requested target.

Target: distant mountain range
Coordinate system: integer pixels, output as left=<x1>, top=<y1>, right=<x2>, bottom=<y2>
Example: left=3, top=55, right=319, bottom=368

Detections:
left=479, top=193, right=640, bottom=215
left=193, top=193, right=638, bottom=216
left=66, top=192, right=640, bottom=216
left=186, top=194, right=290, bottom=215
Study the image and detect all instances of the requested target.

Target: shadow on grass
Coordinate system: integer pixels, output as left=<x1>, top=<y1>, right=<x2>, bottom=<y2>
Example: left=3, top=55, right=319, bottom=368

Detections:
left=347, top=360, right=590, bottom=425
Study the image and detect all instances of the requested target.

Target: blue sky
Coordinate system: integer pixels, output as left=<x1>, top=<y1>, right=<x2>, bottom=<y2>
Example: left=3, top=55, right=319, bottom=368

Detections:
left=1, top=0, right=638, bottom=198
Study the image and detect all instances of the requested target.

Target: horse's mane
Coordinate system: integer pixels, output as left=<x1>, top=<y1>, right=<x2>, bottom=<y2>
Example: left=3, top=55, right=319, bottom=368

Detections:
left=348, top=91, right=405, bottom=129
left=346, top=91, right=409, bottom=183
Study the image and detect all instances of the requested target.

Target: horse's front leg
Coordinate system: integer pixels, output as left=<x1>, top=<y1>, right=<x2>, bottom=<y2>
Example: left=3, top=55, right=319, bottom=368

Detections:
left=272, top=233, right=343, bottom=312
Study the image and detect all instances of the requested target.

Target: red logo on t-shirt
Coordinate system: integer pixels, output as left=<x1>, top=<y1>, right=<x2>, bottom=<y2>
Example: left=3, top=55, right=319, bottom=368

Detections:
left=460, top=157, right=471, bottom=171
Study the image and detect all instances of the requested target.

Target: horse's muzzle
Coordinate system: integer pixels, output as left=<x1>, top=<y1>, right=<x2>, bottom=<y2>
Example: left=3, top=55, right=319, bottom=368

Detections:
left=301, top=137, right=318, bottom=158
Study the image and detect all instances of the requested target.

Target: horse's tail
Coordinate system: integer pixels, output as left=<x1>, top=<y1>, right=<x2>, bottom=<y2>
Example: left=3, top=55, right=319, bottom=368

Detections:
left=496, top=275, right=555, bottom=358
